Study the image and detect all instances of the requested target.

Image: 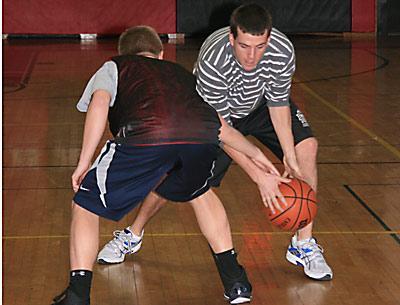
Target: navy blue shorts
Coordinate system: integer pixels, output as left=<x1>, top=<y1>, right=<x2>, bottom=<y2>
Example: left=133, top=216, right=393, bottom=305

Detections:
left=73, top=141, right=218, bottom=221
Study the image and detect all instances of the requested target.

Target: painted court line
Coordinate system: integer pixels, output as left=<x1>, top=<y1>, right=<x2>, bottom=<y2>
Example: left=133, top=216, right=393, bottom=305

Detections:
left=3, top=231, right=400, bottom=240
left=298, top=82, right=400, bottom=160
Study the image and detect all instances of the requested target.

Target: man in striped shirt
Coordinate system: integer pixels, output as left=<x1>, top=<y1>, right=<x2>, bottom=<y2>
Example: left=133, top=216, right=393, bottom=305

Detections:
left=194, top=3, right=333, bottom=281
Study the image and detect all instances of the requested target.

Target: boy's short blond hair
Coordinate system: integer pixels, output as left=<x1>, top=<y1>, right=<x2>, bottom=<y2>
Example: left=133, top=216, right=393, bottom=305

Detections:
left=118, top=25, right=163, bottom=56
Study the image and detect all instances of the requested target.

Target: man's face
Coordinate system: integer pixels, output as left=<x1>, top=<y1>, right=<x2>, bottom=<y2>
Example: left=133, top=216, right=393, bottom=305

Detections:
left=229, top=27, right=270, bottom=71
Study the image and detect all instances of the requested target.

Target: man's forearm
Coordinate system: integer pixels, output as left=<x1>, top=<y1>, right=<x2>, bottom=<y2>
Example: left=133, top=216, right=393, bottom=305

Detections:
left=269, top=106, right=296, bottom=158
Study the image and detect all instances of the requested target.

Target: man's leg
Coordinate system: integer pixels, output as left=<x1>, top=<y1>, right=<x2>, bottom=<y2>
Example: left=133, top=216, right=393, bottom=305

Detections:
left=190, top=189, right=252, bottom=304
left=97, top=192, right=167, bottom=264
left=129, top=191, right=167, bottom=235
left=294, top=137, right=318, bottom=240
left=286, top=137, right=333, bottom=281
left=234, top=101, right=332, bottom=280
left=53, top=202, right=99, bottom=304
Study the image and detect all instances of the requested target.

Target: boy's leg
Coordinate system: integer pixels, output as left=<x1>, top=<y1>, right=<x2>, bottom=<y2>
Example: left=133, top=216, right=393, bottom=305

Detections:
left=97, top=144, right=233, bottom=264
left=97, top=191, right=167, bottom=264
left=70, top=203, right=99, bottom=269
left=53, top=202, right=99, bottom=305
left=190, top=189, right=232, bottom=253
left=190, top=190, right=252, bottom=304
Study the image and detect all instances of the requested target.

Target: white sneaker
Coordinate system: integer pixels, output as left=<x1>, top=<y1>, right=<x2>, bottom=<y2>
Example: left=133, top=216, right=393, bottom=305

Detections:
left=286, top=235, right=333, bottom=281
left=97, top=227, right=143, bottom=264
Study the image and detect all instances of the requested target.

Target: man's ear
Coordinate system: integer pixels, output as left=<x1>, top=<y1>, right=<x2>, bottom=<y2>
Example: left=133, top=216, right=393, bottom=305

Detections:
left=229, top=33, right=235, bottom=46
left=158, top=50, right=164, bottom=60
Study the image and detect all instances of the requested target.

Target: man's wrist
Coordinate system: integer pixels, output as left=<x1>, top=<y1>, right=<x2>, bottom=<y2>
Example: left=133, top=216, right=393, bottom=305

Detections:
left=283, top=151, right=296, bottom=159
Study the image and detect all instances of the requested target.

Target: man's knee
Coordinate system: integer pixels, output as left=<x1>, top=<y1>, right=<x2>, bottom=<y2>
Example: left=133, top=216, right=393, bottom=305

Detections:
left=296, top=137, right=318, bottom=159
left=148, top=191, right=168, bottom=205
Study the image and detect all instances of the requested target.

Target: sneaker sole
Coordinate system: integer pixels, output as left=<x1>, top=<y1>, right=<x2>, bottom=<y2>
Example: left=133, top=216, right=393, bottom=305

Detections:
left=97, top=241, right=142, bottom=264
left=224, top=294, right=252, bottom=304
left=97, top=258, right=124, bottom=265
left=286, top=250, right=333, bottom=281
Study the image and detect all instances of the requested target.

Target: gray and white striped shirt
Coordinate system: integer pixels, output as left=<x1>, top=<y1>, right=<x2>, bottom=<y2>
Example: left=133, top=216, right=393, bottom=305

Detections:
left=194, top=27, right=295, bottom=125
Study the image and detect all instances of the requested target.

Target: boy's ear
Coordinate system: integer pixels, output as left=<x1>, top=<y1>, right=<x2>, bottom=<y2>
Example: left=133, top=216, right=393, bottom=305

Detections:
left=158, top=50, right=164, bottom=60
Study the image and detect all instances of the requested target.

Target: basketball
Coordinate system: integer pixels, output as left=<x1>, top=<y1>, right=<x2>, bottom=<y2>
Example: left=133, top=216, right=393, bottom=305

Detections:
left=268, top=178, right=317, bottom=231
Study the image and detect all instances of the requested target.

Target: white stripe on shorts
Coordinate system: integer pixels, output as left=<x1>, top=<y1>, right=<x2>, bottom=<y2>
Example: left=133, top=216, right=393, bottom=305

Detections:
left=96, top=142, right=117, bottom=207
left=190, top=160, right=216, bottom=197
left=90, top=141, right=109, bottom=170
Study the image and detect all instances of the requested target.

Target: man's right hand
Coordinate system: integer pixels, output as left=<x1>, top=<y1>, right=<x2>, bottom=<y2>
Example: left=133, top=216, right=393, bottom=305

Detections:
left=283, top=154, right=304, bottom=179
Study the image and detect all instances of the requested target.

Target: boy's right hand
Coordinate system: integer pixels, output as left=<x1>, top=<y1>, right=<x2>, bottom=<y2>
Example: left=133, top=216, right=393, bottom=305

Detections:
left=251, top=149, right=281, bottom=176
left=72, top=162, right=91, bottom=193
left=255, top=172, right=291, bottom=215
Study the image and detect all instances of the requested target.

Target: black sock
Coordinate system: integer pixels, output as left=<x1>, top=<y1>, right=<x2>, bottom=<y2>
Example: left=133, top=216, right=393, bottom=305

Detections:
left=211, top=248, right=250, bottom=292
left=68, top=270, right=93, bottom=300
left=213, top=248, right=243, bottom=279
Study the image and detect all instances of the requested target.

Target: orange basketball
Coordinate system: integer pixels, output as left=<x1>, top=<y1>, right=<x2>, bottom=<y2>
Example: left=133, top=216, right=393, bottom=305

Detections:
left=268, top=178, right=317, bottom=231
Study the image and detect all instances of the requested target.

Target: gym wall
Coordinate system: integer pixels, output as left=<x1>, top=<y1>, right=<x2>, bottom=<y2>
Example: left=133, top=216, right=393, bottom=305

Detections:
left=3, top=0, right=399, bottom=36
left=3, top=0, right=176, bottom=35
left=177, top=0, right=352, bottom=35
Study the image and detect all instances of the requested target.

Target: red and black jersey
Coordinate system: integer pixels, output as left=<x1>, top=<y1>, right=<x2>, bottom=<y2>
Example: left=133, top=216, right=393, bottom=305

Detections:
left=109, top=55, right=221, bottom=145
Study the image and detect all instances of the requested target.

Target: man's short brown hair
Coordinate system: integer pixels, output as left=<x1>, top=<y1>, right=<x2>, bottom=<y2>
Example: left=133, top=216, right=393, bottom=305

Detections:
left=118, top=25, right=163, bottom=56
left=230, top=3, right=272, bottom=38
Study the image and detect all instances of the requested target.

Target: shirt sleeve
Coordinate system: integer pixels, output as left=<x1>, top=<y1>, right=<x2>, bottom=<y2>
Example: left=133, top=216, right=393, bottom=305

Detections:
left=264, top=45, right=296, bottom=107
left=76, top=61, right=118, bottom=112
left=195, top=59, right=232, bottom=125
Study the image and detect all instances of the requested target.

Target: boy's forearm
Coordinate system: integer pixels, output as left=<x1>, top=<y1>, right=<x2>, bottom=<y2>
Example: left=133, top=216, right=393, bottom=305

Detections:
left=222, top=144, right=264, bottom=184
left=78, top=90, right=110, bottom=165
left=218, top=115, right=260, bottom=158
left=218, top=114, right=267, bottom=183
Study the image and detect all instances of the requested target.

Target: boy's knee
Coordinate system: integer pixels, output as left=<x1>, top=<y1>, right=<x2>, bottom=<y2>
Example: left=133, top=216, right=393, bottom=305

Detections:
left=71, top=201, right=95, bottom=219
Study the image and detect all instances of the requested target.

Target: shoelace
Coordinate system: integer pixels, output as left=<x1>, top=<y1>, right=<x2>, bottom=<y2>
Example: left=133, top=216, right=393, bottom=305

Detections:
left=299, top=241, right=325, bottom=268
left=109, top=230, right=138, bottom=254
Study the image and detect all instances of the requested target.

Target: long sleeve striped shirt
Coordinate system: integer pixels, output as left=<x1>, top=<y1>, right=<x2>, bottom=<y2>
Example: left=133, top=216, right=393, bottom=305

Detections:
left=194, top=26, right=295, bottom=125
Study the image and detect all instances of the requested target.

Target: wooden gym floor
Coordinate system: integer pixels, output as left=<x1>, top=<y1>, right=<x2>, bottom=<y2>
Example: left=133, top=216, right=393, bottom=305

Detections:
left=3, top=33, right=400, bottom=305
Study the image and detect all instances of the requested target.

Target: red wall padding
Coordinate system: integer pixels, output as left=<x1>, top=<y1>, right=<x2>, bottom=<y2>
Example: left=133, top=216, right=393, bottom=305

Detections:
left=3, top=0, right=176, bottom=35
left=352, top=0, right=376, bottom=32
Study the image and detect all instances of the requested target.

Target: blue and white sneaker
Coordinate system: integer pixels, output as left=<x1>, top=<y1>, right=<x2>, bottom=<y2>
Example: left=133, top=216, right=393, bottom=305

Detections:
left=97, top=227, right=143, bottom=264
left=286, top=235, right=333, bottom=281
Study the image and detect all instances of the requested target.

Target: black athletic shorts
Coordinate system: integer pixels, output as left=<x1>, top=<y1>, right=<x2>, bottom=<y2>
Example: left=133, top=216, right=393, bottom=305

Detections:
left=209, top=99, right=314, bottom=187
